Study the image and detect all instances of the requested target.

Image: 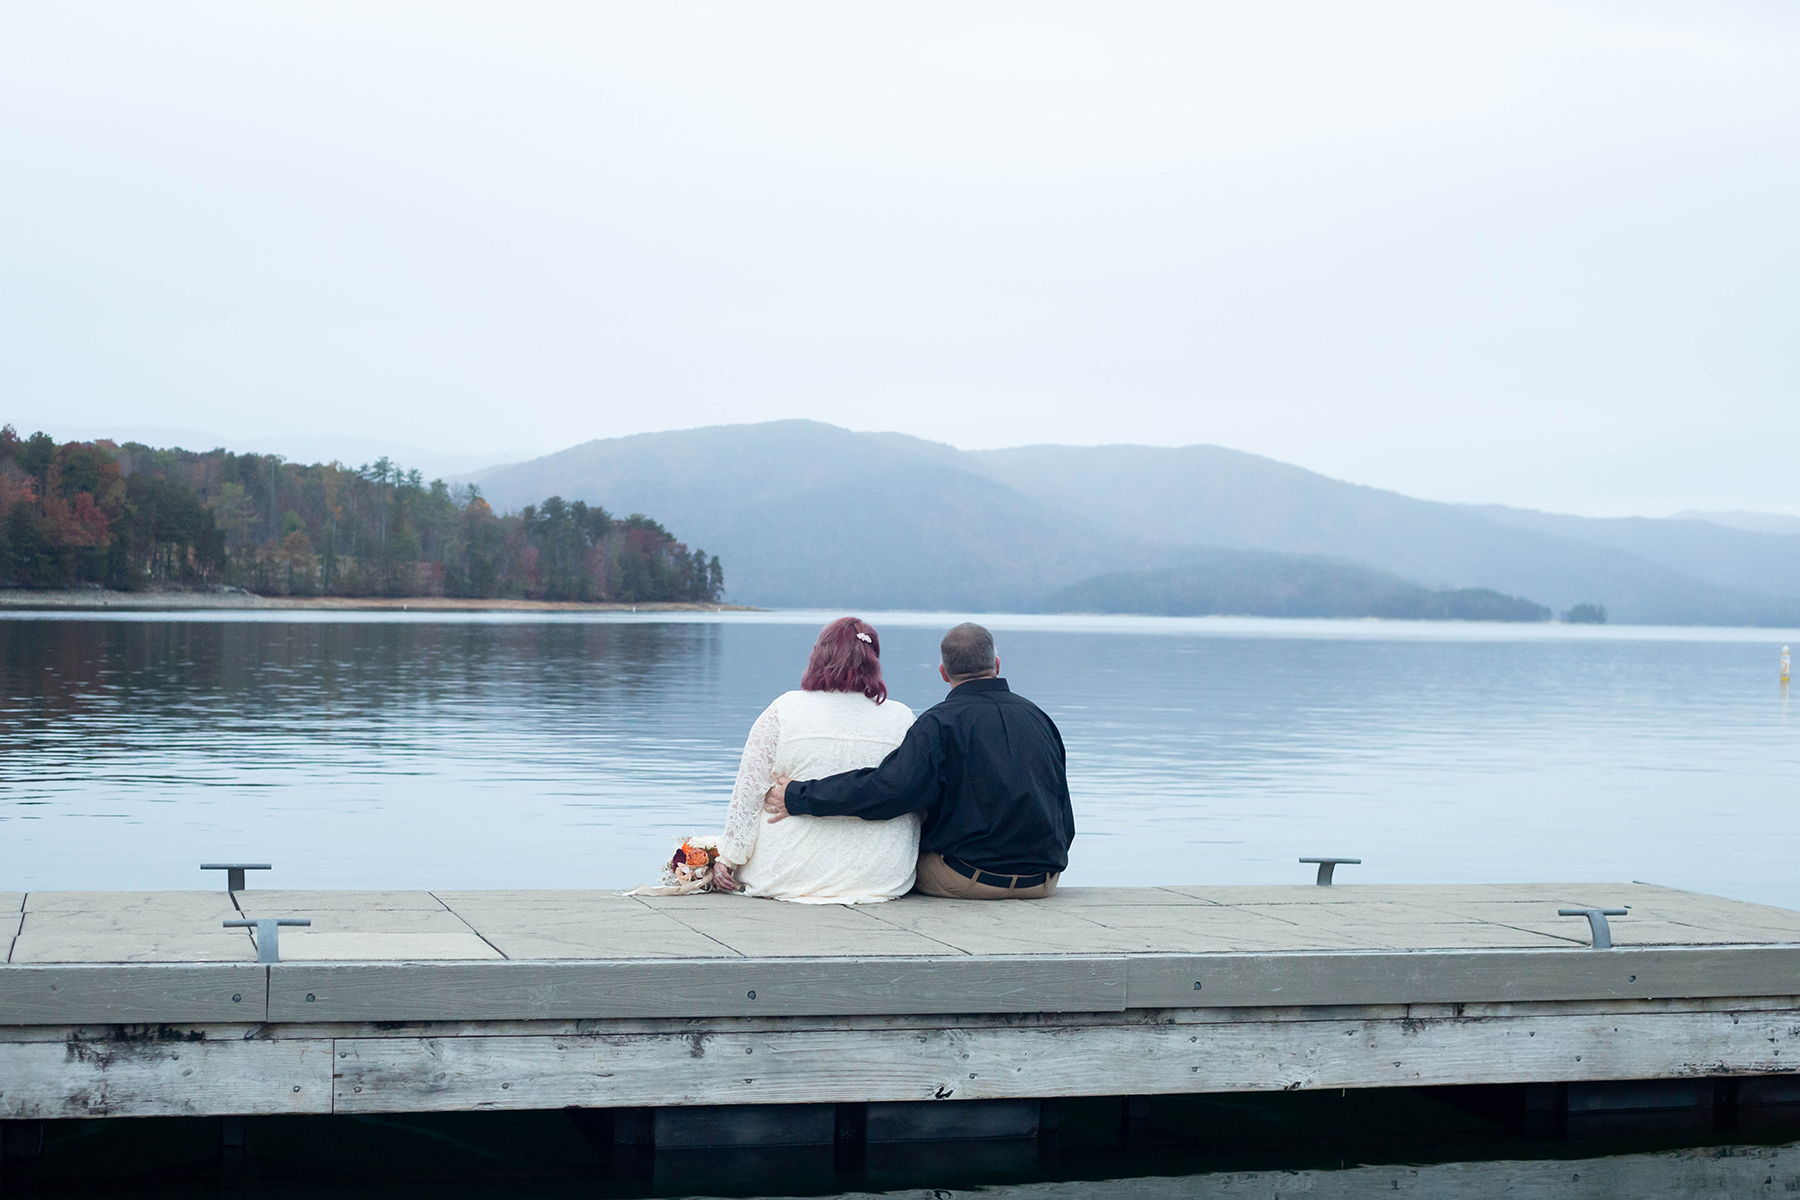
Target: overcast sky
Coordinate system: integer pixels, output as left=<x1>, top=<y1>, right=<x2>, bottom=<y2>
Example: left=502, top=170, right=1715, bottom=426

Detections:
left=3, top=2, right=1797, bottom=516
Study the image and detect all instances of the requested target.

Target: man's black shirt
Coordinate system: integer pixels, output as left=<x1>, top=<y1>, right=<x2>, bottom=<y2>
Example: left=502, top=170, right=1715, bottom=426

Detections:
left=782, top=677, right=1075, bottom=876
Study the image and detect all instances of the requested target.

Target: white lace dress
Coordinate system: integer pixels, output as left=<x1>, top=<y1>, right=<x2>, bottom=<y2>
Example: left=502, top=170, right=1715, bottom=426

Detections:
left=721, top=689, right=919, bottom=904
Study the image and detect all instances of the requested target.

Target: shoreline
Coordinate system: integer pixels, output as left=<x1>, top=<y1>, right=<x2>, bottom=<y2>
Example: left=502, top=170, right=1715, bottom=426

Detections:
left=0, top=589, right=758, bottom=614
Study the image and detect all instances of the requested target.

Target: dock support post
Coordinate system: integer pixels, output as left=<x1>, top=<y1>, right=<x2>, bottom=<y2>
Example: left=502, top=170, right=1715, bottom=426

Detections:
left=1121, top=1095, right=1151, bottom=1146
left=1739, top=1077, right=1800, bottom=1137
left=865, top=1099, right=1040, bottom=1142
left=221, top=1114, right=247, bottom=1161
left=834, top=1102, right=867, bottom=1175
left=653, top=1104, right=835, bottom=1149
left=0, top=1121, right=46, bottom=1162
left=609, top=1109, right=654, bottom=1181
left=1567, top=1079, right=1716, bottom=1137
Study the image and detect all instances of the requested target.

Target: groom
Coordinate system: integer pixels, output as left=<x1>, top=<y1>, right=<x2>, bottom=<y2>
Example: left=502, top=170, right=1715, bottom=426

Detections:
left=762, top=622, right=1074, bottom=898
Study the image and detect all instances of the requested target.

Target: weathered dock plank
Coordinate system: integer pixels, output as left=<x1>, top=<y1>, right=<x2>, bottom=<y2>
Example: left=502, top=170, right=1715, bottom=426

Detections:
left=430, top=891, right=738, bottom=960
left=1218, top=902, right=1584, bottom=950
left=267, top=956, right=1127, bottom=1022
left=240, top=946, right=1800, bottom=1022
left=1473, top=904, right=1800, bottom=948
left=858, top=899, right=1179, bottom=955
left=1161, top=883, right=1650, bottom=907
left=633, top=893, right=968, bottom=958
left=0, top=964, right=267, bottom=1024
left=0, top=1035, right=331, bottom=1118
left=328, top=1007, right=1800, bottom=1113
left=1126, top=946, right=1800, bottom=1008
left=236, top=896, right=502, bottom=961
left=13, top=891, right=252, bottom=963
left=241, top=890, right=448, bottom=911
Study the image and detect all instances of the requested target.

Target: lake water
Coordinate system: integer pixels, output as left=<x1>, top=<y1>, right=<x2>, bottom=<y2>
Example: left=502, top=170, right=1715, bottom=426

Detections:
left=3, top=610, right=1796, bottom=907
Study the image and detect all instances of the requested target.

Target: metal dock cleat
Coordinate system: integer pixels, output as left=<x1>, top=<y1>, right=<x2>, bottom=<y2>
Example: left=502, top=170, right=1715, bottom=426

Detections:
left=224, top=917, right=311, bottom=963
left=1299, top=857, right=1360, bottom=886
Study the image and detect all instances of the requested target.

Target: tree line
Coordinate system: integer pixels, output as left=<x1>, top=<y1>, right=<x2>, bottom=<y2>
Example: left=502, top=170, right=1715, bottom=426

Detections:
left=0, top=427, right=724, bottom=603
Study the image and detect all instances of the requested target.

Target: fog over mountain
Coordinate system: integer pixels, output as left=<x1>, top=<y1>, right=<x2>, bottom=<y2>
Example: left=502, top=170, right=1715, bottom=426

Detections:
left=1672, top=511, right=1800, bottom=538
left=1470, top=506, right=1800, bottom=602
left=473, top=423, right=1168, bottom=611
left=470, top=422, right=1800, bottom=625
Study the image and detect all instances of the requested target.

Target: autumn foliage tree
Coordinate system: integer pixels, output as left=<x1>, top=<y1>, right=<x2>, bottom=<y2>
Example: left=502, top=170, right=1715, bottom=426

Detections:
left=0, top=426, right=226, bottom=589
left=0, top=426, right=724, bottom=603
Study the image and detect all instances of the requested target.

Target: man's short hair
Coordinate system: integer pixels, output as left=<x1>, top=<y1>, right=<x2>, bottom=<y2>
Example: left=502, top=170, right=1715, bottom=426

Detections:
left=941, top=622, right=997, bottom=678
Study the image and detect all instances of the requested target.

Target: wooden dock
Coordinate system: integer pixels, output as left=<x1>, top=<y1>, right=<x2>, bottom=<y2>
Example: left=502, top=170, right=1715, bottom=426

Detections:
left=3, top=883, right=1799, bottom=1127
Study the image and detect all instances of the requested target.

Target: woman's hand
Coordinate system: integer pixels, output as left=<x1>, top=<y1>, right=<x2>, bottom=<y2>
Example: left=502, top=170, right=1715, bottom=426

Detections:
left=763, top=776, right=793, bottom=823
left=712, top=859, right=740, bottom=892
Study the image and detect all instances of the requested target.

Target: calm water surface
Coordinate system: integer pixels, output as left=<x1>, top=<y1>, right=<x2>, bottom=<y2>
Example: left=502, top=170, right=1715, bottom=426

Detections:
left=1, top=611, right=1796, bottom=906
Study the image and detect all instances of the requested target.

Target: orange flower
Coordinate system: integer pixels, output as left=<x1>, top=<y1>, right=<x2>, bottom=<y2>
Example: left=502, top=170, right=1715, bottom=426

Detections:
left=682, top=843, right=712, bottom=868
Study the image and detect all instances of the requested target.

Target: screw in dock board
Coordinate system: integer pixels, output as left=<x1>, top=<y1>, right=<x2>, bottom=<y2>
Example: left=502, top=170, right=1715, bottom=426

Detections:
left=1299, top=857, right=1360, bottom=886
left=201, top=863, right=272, bottom=892
left=1558, top=908, right=1629, bottom=950
left=224, top=917, right=311, bottom=963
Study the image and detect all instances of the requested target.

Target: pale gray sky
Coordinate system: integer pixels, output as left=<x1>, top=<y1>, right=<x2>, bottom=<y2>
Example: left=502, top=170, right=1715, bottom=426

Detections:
left=4, top=2, right=1796, bottom=516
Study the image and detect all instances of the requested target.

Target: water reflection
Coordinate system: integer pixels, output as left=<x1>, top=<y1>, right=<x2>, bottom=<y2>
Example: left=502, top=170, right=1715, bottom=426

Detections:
left=5, top=1106, right=1795, bottom=1198
left=1, top=613, right=1796, bottom=904
left=932, top=1140, right=1800, bottom=1198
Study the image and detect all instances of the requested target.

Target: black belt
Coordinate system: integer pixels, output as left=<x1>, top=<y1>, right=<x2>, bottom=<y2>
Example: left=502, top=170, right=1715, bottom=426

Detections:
left=944, top=856, right=1051, bottom=889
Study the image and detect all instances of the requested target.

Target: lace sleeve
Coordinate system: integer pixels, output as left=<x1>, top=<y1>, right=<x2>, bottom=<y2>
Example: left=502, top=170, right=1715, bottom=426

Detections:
left=719, top=702, right=780, bottom=866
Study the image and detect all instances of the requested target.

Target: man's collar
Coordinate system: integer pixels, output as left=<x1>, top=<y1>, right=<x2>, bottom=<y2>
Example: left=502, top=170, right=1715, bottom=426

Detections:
left=949, top=676, right=1009, bottom=696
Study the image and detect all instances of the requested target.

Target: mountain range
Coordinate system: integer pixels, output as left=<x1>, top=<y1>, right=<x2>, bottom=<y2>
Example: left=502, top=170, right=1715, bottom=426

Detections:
left=466, top=421, right=1800, bottom=625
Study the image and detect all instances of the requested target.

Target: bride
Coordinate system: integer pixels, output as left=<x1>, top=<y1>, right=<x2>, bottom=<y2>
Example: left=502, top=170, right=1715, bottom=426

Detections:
left=712, top=617, right=918, bottom=903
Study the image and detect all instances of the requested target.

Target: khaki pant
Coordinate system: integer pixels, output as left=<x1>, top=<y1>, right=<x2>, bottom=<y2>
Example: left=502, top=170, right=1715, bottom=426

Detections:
left=914, top=852, right=1060, bottom=900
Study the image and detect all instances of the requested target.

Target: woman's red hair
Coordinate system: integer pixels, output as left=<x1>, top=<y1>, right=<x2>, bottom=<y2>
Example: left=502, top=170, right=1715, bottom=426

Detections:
left=800, top=617, right=887, bottom=703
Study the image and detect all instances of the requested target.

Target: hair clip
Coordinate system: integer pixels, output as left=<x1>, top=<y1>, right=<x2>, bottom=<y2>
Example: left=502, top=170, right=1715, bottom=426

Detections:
left=855, top=631, right=872, bottom=643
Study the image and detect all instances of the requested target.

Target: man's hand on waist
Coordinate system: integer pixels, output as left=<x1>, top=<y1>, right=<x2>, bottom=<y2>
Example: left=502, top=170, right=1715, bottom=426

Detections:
left=763, top=776, right=793, bottom=823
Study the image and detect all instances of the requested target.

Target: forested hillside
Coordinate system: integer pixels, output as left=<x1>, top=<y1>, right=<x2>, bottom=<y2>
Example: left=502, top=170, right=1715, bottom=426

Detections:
left=0, top=427, right=722, bottom=602
left=1039, top=550, right=1553, bottom=620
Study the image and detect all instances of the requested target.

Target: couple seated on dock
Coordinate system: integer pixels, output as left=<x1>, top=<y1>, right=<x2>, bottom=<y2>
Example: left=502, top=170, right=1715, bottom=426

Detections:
left=710, top=618, right=1074, bottom=903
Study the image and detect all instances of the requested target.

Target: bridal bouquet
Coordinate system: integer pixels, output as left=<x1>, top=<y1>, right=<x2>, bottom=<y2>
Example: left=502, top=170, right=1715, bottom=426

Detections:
left=626, top=835, right=723, bottom=896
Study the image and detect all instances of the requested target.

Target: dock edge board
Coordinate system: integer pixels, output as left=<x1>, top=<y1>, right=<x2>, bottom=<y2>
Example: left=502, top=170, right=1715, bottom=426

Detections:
left=265, top=956, right=1128, bottom=1022
left=1128, top=946, right=1800, bottom=1008
left=266, top=946, right=1800, bottom=1023
left=0, top=964, right=268, bottom=1025
left=4, top=945, right=1798, bottom=1026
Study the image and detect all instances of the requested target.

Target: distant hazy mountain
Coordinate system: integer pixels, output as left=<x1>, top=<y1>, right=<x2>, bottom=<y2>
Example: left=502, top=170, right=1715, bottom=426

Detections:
left=1471, top=506, right=1800, bottom=601
left=1040, top=550, right=1551, bottom=621
left=470, top=421, right=1174, bottom=610
left=969, top=443, right=1800, bottom=625
left=1672, top=510, right=1800, bottom=537
left=473, top=421, right=1800, bottom=625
